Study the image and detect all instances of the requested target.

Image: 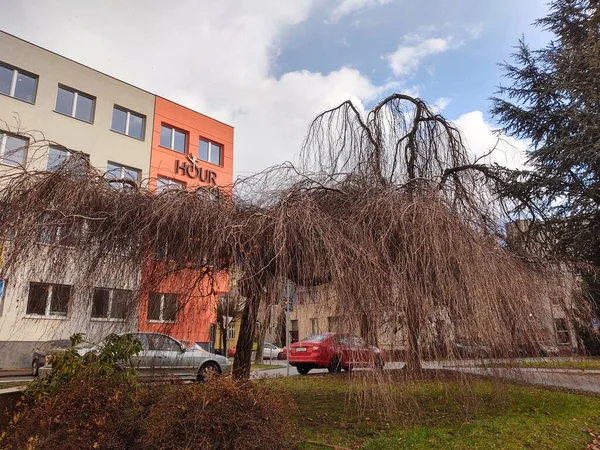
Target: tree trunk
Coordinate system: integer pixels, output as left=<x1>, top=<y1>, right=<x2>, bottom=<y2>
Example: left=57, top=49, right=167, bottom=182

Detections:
left=254, top=303, right=272, bottom=364
left=404, top=307, right=423, bottom=374
left=233, top=295, right=260, bottom=379
left=220, top=324, right=228, bottom=357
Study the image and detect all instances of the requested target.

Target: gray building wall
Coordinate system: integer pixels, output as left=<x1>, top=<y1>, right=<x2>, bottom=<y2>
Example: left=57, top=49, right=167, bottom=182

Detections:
left=0, top=30, right=154, bottom=176
left=0, top=31, right=154, bottom=368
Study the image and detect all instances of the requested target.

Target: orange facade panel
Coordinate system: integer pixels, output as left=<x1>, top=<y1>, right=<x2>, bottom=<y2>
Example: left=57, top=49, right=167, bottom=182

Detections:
left=150, top=96, right=234, bottom=190
left=139, top=97, right=234, bottom=346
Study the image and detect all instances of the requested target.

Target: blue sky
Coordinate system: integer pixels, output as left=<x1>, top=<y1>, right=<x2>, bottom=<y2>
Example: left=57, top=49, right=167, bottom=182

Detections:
left=0, top=0, right=552, bottom=175
left=275, top=0, right=550, bottom=118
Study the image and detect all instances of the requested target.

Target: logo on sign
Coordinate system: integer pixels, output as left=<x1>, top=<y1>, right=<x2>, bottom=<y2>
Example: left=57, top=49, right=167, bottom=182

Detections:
left=175, top=154, right=218, bottom=185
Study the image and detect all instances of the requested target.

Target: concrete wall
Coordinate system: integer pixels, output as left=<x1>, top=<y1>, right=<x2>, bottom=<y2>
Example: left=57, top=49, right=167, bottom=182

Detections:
left=0, top=31, right=154, bottom=177
left=0, top=247, right=140, bottom=368
left=0, top=31, right=155, bottom=368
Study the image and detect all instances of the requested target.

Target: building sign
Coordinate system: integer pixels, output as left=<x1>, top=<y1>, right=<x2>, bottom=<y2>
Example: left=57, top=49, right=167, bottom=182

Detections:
left=175, top=154, right=218, bottom=185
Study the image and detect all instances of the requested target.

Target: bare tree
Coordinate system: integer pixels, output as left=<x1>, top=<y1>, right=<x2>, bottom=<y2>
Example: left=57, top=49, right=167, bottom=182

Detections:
left=0, top=95, right=589, bottom=379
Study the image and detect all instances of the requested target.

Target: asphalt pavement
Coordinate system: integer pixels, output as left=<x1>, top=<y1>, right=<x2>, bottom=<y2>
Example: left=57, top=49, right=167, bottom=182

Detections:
left=1, top=358, right=598, bottom=394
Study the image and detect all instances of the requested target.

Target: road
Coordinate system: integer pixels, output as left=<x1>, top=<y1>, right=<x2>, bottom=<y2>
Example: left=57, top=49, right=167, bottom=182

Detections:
left=1, top=359, right=598, bottom=394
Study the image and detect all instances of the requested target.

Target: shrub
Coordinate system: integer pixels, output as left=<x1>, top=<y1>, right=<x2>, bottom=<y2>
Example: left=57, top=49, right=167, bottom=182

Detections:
left=1, top=375, right=141, bottom=450
left=25, top=333, right=142, bottom=400
left=140, top=377, right=299, bottom=450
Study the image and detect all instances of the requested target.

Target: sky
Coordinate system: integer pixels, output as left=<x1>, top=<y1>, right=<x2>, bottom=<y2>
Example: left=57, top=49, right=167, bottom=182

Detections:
left=0, top=0, right=551, bottom=178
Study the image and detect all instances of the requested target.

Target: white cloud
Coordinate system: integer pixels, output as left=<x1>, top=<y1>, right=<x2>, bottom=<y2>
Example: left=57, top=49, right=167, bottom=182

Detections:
left=0, top=0, right=391, bottom=177
left=453, top=111, right=528, bottom=170
left=386, top=35, right=451, bottom=77
left=330, top=0, right=393, bottom=21
left=432, top=97, right=451, bottom=113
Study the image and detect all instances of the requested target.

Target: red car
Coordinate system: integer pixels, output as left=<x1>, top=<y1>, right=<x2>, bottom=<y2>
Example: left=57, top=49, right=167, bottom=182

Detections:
left=289, top=333, right=384, bottom=375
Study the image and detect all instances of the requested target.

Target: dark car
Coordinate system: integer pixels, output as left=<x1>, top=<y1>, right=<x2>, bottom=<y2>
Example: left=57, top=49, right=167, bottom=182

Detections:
left=289, top=333, right=384, bottom=375
left=31, top=339, right=94, bottom=376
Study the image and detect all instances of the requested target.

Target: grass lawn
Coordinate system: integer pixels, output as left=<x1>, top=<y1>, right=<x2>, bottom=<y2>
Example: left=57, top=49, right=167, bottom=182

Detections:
left=250, top=363, right=281, bottom=371
left=263, top=373, right=600, bottom=449
left=481, top=359, right=600, bottom=371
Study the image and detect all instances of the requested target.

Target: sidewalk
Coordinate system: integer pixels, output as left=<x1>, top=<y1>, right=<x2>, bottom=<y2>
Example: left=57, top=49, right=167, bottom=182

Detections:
left=0, top=370, right=30, bottom=378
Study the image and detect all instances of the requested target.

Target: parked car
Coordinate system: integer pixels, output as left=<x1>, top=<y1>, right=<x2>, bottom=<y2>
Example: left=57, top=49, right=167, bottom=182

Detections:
left=262, top=342, right=283, bottom=360
left=32, top=338, right=95, bottom=376
left=280, top=346, right=287, bottom=360
left=289, top=333, right=384, bottom=375
left=228, top=346, right=237, bottom=357
left=39, top=332, right=230, bottom=381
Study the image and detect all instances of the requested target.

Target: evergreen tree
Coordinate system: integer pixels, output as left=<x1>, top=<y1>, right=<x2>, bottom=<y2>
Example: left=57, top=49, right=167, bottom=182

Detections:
left=491, top=0, right=600, bottom=309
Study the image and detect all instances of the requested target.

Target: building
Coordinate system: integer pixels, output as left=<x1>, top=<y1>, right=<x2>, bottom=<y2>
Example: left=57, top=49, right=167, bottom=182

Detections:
left=0, top=31, right=234, bottom=367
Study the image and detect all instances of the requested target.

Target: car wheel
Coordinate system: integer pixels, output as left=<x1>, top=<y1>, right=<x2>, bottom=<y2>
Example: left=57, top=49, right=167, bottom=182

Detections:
left=277, top=352, right=283, bottom=360
left=297, top=366, right=310, bottom=375
left=375, top=355, right=384, bottom=370
left=32, top=360, right=39, bottom=377
left=328, top=356, right=342, bottom=373
left=197, top=362, right=221, bottom=382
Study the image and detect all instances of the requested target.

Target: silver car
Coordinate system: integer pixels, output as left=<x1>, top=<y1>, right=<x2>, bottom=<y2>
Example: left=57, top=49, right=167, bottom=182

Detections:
left=262, top=342, right=283, bottom=360
left=40, top=332, right=230, bottom=381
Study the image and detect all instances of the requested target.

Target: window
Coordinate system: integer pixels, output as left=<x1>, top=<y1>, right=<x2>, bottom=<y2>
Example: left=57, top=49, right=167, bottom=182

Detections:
left=0, top=132, right=28, bottom=167
left=327, top=316, right=340, bottom=332
left=290, top=319, right=299, bottom=343
left=91, top=288, right=131, bottom=320
left=0, top=62, right=37, bottom=103
left=55, top=86, right=95, bottom=123
left=199, top=138, right=222, bottom=166
left=111, top=106, right=145, bottom=140
left=36, top=212, right=81, bottom=245
left=148, top=293, right=177, bottom=323
left=105, top=162, right=141, bottom=189
left=0, top=278, right=6, bottom=317
left=555, top=318, right=570, bottom=344
left=148, top=334, right=181, bottom=352
left=156, top=177, right=185, bottom=193
left=310, top=318, right=319, bottom=335
left=160, top=125, right=187, bottom=153
left=227, top=322, right=236, bottom=340
left=46, top=146, right=88, bottom=173
left=26, top=282, right=71, bottom=317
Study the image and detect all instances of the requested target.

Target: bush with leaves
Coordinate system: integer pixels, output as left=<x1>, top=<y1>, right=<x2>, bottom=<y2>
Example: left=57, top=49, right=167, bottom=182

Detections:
left=25, top=333, right=142, bottom=400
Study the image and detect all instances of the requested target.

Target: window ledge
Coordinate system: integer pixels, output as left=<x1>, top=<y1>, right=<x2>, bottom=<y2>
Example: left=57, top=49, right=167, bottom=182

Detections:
left=147, top=320, right=177, bottom=324
left=110, top=128, right=145, bottom=142
left=0, top=91, right=35, bottom=105
left=158, top=144, right=186, bottom=154
left=53, top=110, right=94, bottom=125
left=24, top=314, right=69, bottom=320
left=90, top=317, right=129, bottom=323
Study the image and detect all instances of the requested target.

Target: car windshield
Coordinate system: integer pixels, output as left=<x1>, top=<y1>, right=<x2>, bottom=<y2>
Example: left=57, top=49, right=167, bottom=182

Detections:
left=39, top=340, right=71, bottom=351
left=300, top=334, right=330, bottom=343
left=182, top=341, right=203, bottom=351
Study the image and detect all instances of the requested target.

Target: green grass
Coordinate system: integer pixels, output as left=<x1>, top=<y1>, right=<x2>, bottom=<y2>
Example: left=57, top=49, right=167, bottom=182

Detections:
left=481, top=359, right=600, bottom=371
left=263, top=374, right=600, bottom=449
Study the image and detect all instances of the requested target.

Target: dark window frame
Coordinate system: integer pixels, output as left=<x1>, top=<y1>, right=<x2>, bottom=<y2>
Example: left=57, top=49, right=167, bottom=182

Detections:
left=54, top=84, right=96, bottom=124
left=159, top=124, right=188, bottom=153
left=147, top=292, right=178, bottom=323
left=0, top=61, right=38, bottom=104
left=111, top=105, right=146, bottom=140
left=198, top=137, right=223, bottom=166
left=0, top=131, right=28, bottom=167
left=26, top=282, right=71, bottom=317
